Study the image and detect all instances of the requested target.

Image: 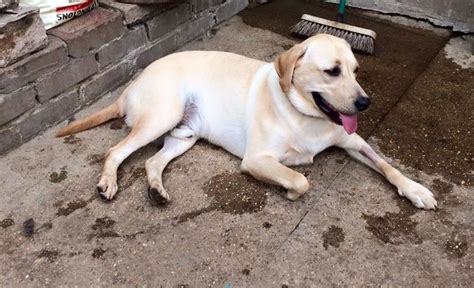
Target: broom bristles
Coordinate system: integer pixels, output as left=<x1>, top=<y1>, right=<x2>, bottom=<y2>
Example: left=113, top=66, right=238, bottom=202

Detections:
left=292, top=15, right=376, bottom=55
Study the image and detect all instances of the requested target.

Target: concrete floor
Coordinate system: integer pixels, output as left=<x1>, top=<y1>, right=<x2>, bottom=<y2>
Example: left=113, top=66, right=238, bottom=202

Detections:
left=1, top=12, right=473, bottom=287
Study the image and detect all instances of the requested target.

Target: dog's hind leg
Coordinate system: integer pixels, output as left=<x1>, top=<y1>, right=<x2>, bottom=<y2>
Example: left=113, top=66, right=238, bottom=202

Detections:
left=336, top=133, right=437, bottom=210
left=97, top=112, right=183, bottom=200
left=145, top=125, right=197, bottom=205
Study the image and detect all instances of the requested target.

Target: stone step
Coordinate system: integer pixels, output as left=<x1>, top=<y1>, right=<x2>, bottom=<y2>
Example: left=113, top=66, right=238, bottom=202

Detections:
left=0, top=6, right=48, bottom=68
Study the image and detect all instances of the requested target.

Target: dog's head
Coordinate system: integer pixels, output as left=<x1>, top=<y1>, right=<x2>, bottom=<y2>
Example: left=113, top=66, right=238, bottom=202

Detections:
left=274, top=34, right=370, bottom=134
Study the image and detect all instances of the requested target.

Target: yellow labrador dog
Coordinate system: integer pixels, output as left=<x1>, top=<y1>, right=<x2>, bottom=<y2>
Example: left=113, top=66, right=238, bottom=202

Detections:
left=57, top=34, right=437, bottom=209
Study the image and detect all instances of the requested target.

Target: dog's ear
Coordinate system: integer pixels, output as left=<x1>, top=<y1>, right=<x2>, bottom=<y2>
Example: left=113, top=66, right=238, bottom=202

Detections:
left=274, top=44, right=306, bottom=93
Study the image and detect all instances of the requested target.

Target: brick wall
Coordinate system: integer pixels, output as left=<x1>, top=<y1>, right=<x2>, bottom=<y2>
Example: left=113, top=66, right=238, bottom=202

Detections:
left=0, top=0, right=248, bottom=155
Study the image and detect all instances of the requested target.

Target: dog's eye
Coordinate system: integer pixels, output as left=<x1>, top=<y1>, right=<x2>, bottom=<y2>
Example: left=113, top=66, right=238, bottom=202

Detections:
left=324, top=66, right=341, bottom=77
left=354, top=67, right=359, bottom=74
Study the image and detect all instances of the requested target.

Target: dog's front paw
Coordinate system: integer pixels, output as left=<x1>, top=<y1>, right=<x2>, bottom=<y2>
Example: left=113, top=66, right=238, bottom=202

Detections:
left=398, top=180, right=437, bottom=210
left=287, top=189, right=303, bottom=201
left=97, top=175, right=118, bottom=200
left=286, top=174, right=309, bottom=201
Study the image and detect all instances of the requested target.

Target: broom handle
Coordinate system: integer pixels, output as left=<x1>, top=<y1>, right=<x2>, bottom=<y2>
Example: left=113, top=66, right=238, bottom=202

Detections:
left=336, top=0, right=346, bottom=22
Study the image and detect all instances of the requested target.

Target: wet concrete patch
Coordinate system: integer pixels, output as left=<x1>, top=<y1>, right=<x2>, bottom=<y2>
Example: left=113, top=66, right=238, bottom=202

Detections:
left=92, top=248, right=107, bottom=259
left=0, top=218, right=14, bottom=228
left=92, top=217, right=115, bottom=230
left=63, top=135, right=81, bottom=145
left=37, top=249, right=60, bottom=263
left=322, top=225, right=345, bottom=249
left=88, top=217, right=119, bottom=240
left=49, top=168, right=68, bottom=183
left=86, top=153, right=104, bottom=165
left=445, top=234, right=468, bottom=258
left=362, top=199, right=421, bottom=244
left=20, top=218, right=52, bottom=237
left=68, top=251, right=82, bottom=257
left=176, top=172, right=272, bottom=224
left=56, top=200, right=87, bottom=216
left=87, top=216, right=150, bottom=240
left=23, top=218, right=35, bottom=237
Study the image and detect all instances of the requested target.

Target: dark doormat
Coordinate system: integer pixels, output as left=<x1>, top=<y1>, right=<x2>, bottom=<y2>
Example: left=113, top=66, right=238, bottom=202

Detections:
left=373, top=50, right=474, bottom=186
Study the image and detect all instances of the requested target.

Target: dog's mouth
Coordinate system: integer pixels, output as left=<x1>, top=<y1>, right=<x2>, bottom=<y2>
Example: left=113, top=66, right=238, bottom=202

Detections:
left=312, top=92, right=358, bottom=134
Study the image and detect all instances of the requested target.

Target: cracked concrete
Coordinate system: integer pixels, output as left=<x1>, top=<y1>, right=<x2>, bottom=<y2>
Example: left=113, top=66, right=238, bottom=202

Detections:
left=1, top=8, right=473, bottom=287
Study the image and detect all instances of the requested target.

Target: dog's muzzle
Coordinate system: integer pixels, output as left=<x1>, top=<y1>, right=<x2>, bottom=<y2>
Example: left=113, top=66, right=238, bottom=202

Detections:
left=312, top=92, right=342, bottom=125
left=311, top=92, right=360, bottom=134
left=355, top=96, right=371, bottom=112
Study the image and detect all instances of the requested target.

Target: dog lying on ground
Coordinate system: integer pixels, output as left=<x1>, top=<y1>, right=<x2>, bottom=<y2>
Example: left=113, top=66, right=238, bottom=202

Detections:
left=57, top=34, right=437, bottom=209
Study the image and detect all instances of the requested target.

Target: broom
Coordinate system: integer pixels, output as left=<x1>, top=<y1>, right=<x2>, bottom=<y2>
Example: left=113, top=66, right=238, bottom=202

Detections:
left=291, top=0, right=376, bottom=54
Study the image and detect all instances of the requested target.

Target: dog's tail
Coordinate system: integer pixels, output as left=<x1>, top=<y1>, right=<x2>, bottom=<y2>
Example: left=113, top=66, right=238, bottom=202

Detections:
left=56, top=102, right=123, bottom=137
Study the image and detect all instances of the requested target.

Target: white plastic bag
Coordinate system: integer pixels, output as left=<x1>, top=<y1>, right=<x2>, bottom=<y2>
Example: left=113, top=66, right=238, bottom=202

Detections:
left=21, top=0, right=98, bottom=30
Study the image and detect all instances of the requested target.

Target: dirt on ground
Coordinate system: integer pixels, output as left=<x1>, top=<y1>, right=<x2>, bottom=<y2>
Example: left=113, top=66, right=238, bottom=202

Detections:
left=177, top=171, right=273, bottom=223
left=0, top=218, right=14, bottom=228
left=204, top=172, right=270, bottom=214
left=362, top=197, right=421, bottom=245
left=322, top=224, right=345, bottom=249
left=374, top=51, right=474, bottom=186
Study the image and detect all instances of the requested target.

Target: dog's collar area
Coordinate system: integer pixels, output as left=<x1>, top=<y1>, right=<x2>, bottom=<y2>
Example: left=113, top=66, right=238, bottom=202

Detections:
left=311, top=92, right=342, bottom=125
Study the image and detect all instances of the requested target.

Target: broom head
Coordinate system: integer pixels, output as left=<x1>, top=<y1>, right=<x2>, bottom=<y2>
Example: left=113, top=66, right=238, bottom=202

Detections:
left=292, top=14, right=376, bottom=54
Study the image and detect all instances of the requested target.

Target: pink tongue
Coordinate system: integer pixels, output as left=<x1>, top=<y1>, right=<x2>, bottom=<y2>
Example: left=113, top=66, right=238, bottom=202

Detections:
left=339, top=113, right=358, bottom=134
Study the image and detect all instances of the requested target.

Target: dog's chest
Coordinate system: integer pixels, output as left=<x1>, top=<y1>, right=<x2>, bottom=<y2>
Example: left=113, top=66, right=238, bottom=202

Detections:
left=279, top=124, right=336, bottom=166
left=281, top=148, right=314, bottom=166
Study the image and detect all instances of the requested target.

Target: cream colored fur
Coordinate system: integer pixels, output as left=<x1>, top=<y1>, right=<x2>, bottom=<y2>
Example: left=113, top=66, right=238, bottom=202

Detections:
left=57, top=34, right=437, bottom=209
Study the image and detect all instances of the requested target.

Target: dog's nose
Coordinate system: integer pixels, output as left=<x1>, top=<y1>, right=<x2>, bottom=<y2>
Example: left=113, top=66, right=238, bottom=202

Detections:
left=355, top=96, right=371, bottom=111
